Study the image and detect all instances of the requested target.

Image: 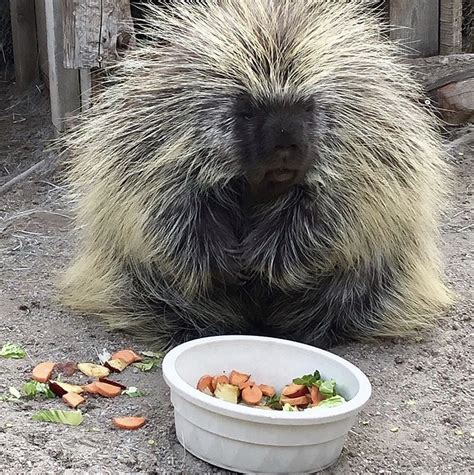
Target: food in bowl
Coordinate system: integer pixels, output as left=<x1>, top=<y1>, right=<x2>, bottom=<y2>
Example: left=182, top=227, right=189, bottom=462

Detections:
left=196, top=369, right=346, bottom=411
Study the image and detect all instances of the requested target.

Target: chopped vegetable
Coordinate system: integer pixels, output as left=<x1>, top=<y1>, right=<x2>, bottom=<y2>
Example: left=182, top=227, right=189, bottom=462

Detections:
left=105, top=359, right=129, bottom=373
left=53, top=362, right=77, bottom=377
left=196, top=369, right=346, bottom=411
left=32, top=409, right=83, bottom=426
left=241, top=385, right=263, bottom=405
left=94, top=381, right=122, bottom=398
left=49, top=381, right=84, bottom=396
left=197, top=375, right=214, bottom=393
left=211, top=375, right=229, bottom=392
left=292, top=371, right=321, bottom=387
left=77, top=363, right=110, bottom=378
left=280, top=395, right=311, bottom=406
left=214, top=383, right=239, bottom=404
left=318, top=380, right=336, bottom=399
left=98, top=377, right=127, bottom=390
left=62, top=392, right=86, bottom=409
left=32, top=361, right=56, bottom=383
left=281, top=384, right=307, bottom=398
left=229, top=370, right=249, bottom=386
left=0, top=343, right=26, bottom=359
left=9, top=387, right=21, bottom=399
left=82, top=382, right=100, bottom=394
left=112, top=416, right=146, bottom=430
left=311, top=395, right=346, bottom=409
left=22, top=380, right=55, bottom=399
left=258, top=384, right=276, bottom=397
left=310, top=385, right=322, bottom=405
left=111, top=349, right=143, bottom=365
left=122, top=387, right=145, bottom=397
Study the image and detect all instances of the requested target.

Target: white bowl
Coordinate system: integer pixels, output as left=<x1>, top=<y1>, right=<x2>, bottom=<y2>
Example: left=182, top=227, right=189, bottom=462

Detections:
left=162, top=335, right=371, bottom=474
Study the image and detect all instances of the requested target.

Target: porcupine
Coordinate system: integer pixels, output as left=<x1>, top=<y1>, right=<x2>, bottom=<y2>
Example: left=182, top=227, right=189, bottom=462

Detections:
left=60, top=0, right=452, bottom=350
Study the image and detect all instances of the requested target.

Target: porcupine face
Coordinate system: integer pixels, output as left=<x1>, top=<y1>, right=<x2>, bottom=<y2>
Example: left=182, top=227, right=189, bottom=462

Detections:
left=232, top=93, right=318, bottom=200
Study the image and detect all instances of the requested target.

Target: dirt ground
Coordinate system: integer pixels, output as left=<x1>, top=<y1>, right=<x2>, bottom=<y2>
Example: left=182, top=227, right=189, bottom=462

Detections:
left=0, top=73, right=472, bottom=474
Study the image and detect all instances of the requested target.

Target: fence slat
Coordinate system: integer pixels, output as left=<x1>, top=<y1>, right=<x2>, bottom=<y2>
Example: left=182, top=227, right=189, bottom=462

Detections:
left=389, top=0, right=440, bottom=57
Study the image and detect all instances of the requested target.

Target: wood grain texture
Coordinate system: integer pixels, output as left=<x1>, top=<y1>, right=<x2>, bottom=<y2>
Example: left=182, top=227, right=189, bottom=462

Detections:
left=63, top=0, right=134, bottom=69
left=45, top=0, right=81, bottom=131
left=440, top=0, right=463, bottom=55
left=9, top=0, right=39, bottom=90
left=389, top=0, right=440, bottom=57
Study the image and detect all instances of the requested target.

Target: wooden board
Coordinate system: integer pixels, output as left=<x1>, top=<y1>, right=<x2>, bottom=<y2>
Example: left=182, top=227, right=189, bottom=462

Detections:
left=440, top=0, right=463, bottom=55
left=35, top=0, right=49, bottom=85
left=63, top=0, right=134, bottom=69
left=44, top=0, right=81, bottom=132
left=9, top=0, right=39, bottom=91
left=389, top=0, right=440, bottom=57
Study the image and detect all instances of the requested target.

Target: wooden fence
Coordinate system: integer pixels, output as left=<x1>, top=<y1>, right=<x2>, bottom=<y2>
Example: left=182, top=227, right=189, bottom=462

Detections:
left=7, top=0, right=473, bottom=131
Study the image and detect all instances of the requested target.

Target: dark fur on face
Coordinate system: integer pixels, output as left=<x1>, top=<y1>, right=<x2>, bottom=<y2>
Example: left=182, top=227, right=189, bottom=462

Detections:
left=233, top=95, right=317, bottom=202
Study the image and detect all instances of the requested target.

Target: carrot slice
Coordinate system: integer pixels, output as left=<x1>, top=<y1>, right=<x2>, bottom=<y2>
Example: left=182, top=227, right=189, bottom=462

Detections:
left=197, top=375, right=214, bottom=393
left=62, top=392, right=85, bottom=409
left=229, top=370, right=250, bottom=386
left=113, top=416, right=146, bottom=430
left=110, top=350, right=143, bottom=365
left=281, top=384, right=308, bottom=398
left=310, top=385, right=322, bottom=405
left=82, top=382, right=99, bottom=394
left=280, top=395, right=311, bottom=406
left=95, top=381, right=122, bottom=398
left=241, top=385, right=263, bottom=405
left=258, top=384, right=276, bottom=397
left=32, top=362, right=56, bottom=383
left=211, top=375, right=229, bottom=392
left=238, top=380, right=255, bottom=390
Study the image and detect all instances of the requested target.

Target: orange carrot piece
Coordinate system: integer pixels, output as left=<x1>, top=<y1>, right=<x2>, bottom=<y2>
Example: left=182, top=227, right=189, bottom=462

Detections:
left=229, top=370, right=250, bottom=386
left=310, top=385, right=322, bottom=405
left=32, top=362, right=56, bottom=383
left=281, top=384, right=308, bottom=398
left=280, top=395, right=311, bottom=406
left=110, top=349, right=143, bottom=365
left=95, top=381, right=122, bottom=398
left=238, top=380, right=255, bottom=390
left=241, top=385, right=263, bottom=405
left=113, top=416, right=146, bottom=430
left=211, top=375, right=230, bottom=392
left=197, top=375, right=214, bottom=393
left=82, top=382, right=99, bottom=394
left=62, top=392, right=85, bottom=409
left=258, top=384, right=276, bottom=397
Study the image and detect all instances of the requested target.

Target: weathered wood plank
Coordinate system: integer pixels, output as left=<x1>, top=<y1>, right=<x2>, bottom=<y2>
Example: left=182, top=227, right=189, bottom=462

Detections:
left=440, top=0, right=463, bottom=55
left=63, top=0, right=134, bottom=69
left=9, top=0, right=39, bottom=91
left=35, top=0, right=49, bottom=84
left=45, top=0, right=81, bottom=132
left=389, top=0, right=440, bottom=57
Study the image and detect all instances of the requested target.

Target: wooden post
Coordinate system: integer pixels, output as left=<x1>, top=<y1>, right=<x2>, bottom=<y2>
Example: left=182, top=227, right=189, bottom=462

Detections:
left=63, top=0, right=134, bottom=70
left=389, top=0, right=440, bottom=57
left=439, top=0, right=463, bottom=55
left=44, top=0, right=81, bottom=132
left=9, top=0, right=39, bottom=91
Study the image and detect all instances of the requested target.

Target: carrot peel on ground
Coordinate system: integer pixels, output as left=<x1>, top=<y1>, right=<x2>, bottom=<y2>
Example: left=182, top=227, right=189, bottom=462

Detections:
left=113, top=416, right=147, bottom=430
left=32, top=362, right=56, bottom=383
left=62, top=392, right=86, bottom=409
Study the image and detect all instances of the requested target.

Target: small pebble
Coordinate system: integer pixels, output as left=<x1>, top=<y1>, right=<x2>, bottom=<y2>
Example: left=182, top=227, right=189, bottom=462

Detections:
left=452, top=323, right=459, bottom=330
left=395, top=356, right=404, bottom=364
left=415, top=364, right=423, bottom=371
left=390, top=427, right=399, bottom=433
